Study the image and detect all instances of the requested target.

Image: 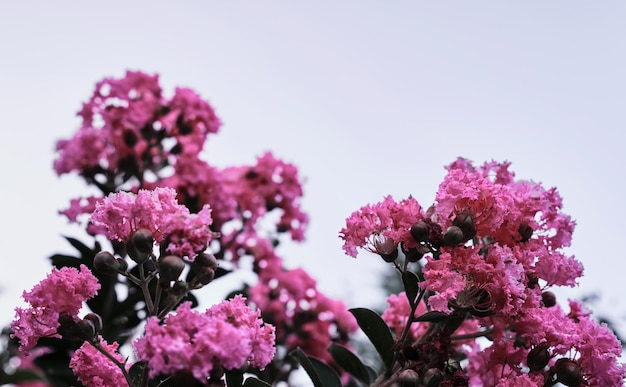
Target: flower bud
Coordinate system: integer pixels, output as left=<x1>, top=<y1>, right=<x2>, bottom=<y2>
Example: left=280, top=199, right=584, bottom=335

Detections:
left=83, top=313, right=103, bottom=333
left=159, top=255, right=185, bottom=284
left=442, top=226, right=464, bottom=247
left=397, top=369, right=420, bottom=386
left=93, top=251, right=121, bottom=275
left=422, top=368, right=445, bottom=387
left=410, top=221, right=430, bottom=243
left=554, top=359, right=584, bottom=387
left=127, top=229, right=154, bottom=264
left=542, top=291, right=557, bottom=307
left=194, top=253, right=218, bottom=270
left=453, top=212, right=476, bottom=239
left=527, top=343, right=550, bottom=372
left=132, top=229, right=154, bottom=254
left=76, top=319, right=97, bottom=341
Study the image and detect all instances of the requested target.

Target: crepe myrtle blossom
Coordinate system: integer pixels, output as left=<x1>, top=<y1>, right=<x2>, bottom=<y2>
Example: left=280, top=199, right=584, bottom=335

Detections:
left=249, top=268, right=358, bottom=364
left=340, top=158, right=624, bottom=386
left=133, top=296, right=275, bottom=382
left=69, top=337, right=127, bottom=387
left=90, top=187, right=214, bottom=259
left=221, top=152, right=309, bottom=242
left=339, top=195, right=423, bottom=258
left=54, top=71, right=221, bottom=177
left=11, top=265, right=100, bottom=353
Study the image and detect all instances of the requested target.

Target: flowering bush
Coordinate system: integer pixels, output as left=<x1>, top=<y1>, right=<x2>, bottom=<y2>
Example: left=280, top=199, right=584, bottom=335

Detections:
left=1, top=71, right=623, bottom=387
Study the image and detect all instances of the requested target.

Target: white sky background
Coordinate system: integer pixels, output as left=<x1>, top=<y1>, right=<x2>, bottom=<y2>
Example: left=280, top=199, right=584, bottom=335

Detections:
left=0, top=1, right=625, bottom=342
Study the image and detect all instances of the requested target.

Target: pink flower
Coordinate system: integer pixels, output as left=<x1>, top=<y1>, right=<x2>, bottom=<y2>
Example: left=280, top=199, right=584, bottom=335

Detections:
left=160, top=87, right=221, bottom=156
left=249, top=268, right=357, bottom=364
left=11, top=265, right=100, bottom=353
left=222, top=152, right=308, bottom=241
left=339, top=195, right=423, bottom=257
left=134, top=296, right=275, bottom=382
left=69, top=337, right=127, bottom=387
left=90, top=187, right=214, bottom=259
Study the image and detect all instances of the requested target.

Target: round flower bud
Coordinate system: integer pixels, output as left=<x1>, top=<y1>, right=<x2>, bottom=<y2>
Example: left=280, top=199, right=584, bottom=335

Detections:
left=542, top=291, right=557, bottom=307
left=397, top=369, right=420, bottom=386
left=453, top=212, right=476, bottom=239
left=76, top=319, right=97, bottom=341
left=132, top=229, right=154, bottom=254
left=127, top=229, right=153, bottom=264
left=410, top=221, right=430, bottom=243
left=527, top=343, right=550, bottom=372
left=83, top=313, right=103, bottom=333
left=442, top=226, right=464, bottom=247
left=159, top=255, right=185, bottom=284
left=554, top=359, right=584, bottom=387
left=194, top=253, right=218, bottom=270
left=422, top=368, right=445, bottom=387
left=93, top=251, right=121, bottom=275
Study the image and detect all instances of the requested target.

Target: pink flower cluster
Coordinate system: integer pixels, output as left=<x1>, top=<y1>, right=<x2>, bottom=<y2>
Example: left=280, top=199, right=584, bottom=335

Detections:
left=11, top=265, right=100, bottom=353
left=90, top=187, right=213, bottom=258
left=340, top=158, right=625, bottom=385
left=133, top=296, right=275, bottom=382
left=54, top=71, right=220, bottom=176
left=69, top=337, right=127, bottom=387
left=156, top=151, right=308, bottom=244
left=249, top=267, right=358, bottom=364
left=340, top=195, right=423, bottom=257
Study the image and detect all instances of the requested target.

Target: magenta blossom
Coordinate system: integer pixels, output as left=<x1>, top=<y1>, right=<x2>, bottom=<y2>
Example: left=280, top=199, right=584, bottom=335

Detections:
left=90, top=187, right=214, bottom=258
left=69, top=337, right=127, bottom=387
left=11, top=265, right=100, bottom=353
left=133, top=296, right=275, bottom=382
left=339, top=195, right=423, bottom=257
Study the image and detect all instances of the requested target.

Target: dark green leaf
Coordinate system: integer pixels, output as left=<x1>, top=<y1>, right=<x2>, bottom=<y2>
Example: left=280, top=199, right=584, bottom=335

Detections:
left=65, top=236, right=96, bottom=259
left=328, top=343, right=372, bottom=385
left=243, top=378, right=272, bottom=387
left=225, top=370, right=244, bottom=387
left=402, top=271, right=420, bottom=307
left=365, top=365, right=378, bottom=384
left=49, top=254, right=82, bottom=269
left=290, top=347, right=342, bottom=387
left=128, top=361, right=147, bottom=387
left=443, top=311, right=467, bottom=334
left=349, top=308, right=394, bottom=371
left=414, top=311, right=449, bottom=323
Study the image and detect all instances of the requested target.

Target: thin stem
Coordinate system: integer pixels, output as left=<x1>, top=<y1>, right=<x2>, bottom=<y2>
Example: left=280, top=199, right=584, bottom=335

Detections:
left=139, top=264, right=155, bottom=315
left=450, top=327, right=493, bottom=341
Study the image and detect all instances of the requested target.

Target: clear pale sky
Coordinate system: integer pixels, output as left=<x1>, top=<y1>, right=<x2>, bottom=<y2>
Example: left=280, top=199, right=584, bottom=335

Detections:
left=1, top=2, right=625, bottom=342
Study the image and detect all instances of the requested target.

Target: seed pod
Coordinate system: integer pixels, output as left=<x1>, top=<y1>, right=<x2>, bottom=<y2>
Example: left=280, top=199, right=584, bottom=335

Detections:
left=76, top=319, right=97, bottom=341
left=527, top=343, right=550, bottom=372
left=422, top=368, right=445, bottom=387
left=542, top=291, right=557, bottom=307
left=83, top=313, right=103, bottom=333
left=159, top=255, right=185, bottom=284
left=554, top=358, right=584, bottom=387
left=453, top=212, right=476, bottom=239
left=442, top=226, right=464, bottom=247
left=127, top=229, right=154, bottom=263
left=93, top=251, right=121, bottom=275
left=410, top=221, right=430, bottom=243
